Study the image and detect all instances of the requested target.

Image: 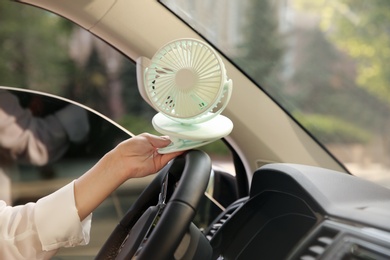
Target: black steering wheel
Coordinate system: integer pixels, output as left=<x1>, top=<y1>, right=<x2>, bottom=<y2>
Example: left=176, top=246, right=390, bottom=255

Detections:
left=96, top=150, right=212, bottom=259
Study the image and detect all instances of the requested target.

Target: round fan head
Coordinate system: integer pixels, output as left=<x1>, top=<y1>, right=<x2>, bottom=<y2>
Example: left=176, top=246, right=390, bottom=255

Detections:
left=144, top=38, right=228, bottom=123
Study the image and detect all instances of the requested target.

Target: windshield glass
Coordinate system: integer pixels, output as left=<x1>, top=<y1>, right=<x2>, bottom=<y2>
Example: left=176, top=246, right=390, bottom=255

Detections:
left=161, top=0, right=390, bottom=188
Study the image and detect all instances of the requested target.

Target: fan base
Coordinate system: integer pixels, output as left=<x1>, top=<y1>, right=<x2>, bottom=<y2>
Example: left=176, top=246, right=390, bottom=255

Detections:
left=157, top=138, right=217, bottom=154
left=152, top=112, right=233, bottom=153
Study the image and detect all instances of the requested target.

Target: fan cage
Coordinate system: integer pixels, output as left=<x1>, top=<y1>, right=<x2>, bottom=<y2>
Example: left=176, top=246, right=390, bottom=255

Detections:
left=145, top=39, right=227, bottom=120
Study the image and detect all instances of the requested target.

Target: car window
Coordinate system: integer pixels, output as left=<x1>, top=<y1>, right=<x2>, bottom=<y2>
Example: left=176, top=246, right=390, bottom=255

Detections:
left=0, top=6, right=156, bottom=255
left=0, top=3, right=235, bottom=257
left=161, top=0, right=390, bottom=189
left=1, top=3, right=155, bottom=130
left=1, top=87, right=134, bottom=257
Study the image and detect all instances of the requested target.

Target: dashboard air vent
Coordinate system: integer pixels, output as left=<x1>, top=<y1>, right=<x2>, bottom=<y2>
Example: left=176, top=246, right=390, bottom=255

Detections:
left=204, top=198, right=247, bottom=240
left=298, top=227, right=339, bottom=260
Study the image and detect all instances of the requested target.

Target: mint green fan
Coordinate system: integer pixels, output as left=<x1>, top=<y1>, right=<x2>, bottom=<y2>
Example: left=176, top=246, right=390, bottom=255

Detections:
left=137, top=38, right=233, bottom=153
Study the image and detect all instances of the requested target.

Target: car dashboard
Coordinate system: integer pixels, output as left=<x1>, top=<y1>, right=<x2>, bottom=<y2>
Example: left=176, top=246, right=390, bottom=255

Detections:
left=204, top=164, right=390, bottom=260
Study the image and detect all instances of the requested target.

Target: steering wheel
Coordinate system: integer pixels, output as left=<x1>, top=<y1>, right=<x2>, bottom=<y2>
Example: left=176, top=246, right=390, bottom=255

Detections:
left=96, top=149, right=212, bottom=259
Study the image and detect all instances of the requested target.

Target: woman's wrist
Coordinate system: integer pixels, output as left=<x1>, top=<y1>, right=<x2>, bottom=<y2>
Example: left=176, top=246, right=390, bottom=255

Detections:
left=103, top=146, right=136, bottom=183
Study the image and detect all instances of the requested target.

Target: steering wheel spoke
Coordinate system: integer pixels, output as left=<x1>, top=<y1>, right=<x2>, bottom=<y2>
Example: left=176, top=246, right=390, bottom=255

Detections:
left=117, top=205, right=159, bottom=258
left=96, top=150, right=212, bottom=260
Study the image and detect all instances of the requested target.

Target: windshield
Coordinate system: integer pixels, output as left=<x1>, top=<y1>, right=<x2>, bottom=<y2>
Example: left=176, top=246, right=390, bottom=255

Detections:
left=161, top=0, right=390, bottom=188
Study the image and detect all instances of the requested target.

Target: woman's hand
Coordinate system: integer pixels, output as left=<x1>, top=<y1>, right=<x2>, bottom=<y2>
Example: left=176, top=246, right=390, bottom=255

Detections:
left=109, top=133, right=184, bottom=180
left=74, top=133, right=184, bottom=220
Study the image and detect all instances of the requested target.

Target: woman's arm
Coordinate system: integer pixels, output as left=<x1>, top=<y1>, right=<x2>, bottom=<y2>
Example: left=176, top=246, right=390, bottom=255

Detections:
left=74, top=133, right=182, bottom=220
left=0, top=133, right=182, bottom=259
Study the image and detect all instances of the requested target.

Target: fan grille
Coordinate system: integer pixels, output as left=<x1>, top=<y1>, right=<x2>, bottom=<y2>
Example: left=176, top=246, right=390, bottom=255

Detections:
left=145, top=39, right=225, bottom=119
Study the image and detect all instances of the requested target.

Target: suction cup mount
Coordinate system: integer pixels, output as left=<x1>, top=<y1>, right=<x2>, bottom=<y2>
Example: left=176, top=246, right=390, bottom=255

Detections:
left=137, top=38, right=233, bottom=153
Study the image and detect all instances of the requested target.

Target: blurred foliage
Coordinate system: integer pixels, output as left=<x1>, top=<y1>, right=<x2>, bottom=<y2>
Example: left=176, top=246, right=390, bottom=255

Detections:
left=320, top=0, right=390, bottom=104
left=295, top=113, right=371, bottom=144
left=289, top=27, right=390, bottom=136
left=118, top=114, right=158, bottom=135
left=280, top=0, right=390, bottom=143
left=234, top=0, right=284, bottom=98
left=200, top=140, right=230, bottom=156
left=234, top=0, right=383, bottom=145
left=120, top=61, right=156, bottom=119
left=0, top=2, right=71, bottom=94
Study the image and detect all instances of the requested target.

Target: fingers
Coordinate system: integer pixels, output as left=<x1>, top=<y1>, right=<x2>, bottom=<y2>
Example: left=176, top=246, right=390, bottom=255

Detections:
left=139, top=133, right=172, bottom=148
left=139, top=133, right=186, bottom=168
left=114, top=133, right=187, bottom=179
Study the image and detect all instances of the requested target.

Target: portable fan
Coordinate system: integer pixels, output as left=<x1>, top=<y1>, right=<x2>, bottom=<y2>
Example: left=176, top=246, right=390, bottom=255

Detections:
left=137, top=38, right=233, bottom=153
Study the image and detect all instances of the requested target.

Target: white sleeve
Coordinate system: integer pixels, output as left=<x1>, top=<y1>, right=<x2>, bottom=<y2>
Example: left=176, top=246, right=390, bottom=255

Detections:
left=0, top=181, right=92, bottom=259
left=35, top=181, right=92, bottom=251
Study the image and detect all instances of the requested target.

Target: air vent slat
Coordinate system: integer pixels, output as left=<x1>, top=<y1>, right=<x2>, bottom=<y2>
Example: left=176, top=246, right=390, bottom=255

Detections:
left=300, top=256, right=316, bottom=260
left=318, top=236, right=333, bottom=245
left=309, top=245, right=325, bottom=255
left=297, top=227, right=339, bottom=259
left=212, top=223, right=223, bottom=229
left=203, top=200, right=245, bottom=241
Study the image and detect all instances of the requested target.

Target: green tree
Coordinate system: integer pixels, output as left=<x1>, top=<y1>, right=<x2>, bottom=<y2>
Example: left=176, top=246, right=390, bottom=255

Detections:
left=120, top=61, right=156, bottom=119
left=234, top=0, right=284, bottom=96
left=323, top=0, right=390, bottom=104
left=0, top=2, right=71, bottom=93
left=287, top=0, right=390, bottom=144
left=291, top=27, right=388, bottom=133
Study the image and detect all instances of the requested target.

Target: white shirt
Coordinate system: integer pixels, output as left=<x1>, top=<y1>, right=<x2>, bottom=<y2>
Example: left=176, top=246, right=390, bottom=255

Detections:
left=0, top=181, right=92, bottom=260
